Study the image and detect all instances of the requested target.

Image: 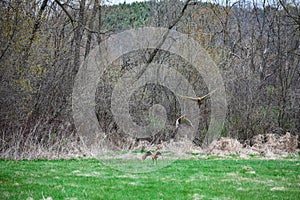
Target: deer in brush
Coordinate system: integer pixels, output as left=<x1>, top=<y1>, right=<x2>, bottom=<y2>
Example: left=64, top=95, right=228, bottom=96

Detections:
left=142, top=151, right=162, bottom=164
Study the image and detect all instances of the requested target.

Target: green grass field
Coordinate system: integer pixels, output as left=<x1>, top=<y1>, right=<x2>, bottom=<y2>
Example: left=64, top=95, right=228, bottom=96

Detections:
left=1, top=157, right=299, bottom=200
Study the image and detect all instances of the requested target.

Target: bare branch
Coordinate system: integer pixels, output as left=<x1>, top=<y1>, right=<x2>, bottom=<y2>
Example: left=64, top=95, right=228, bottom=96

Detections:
left=54, top=0, right=75, bottom=27
left=133, top=0, right=194, bottom=82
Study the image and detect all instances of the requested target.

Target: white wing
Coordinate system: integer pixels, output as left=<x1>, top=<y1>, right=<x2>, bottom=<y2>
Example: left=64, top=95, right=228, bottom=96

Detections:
left=176, top=116, right=193, bottom=128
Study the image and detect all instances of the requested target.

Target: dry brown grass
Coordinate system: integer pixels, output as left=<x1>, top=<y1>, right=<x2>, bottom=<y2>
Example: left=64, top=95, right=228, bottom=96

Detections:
left=1, top=122, right=298, bottom=160
left=207, top=132, right=299, bottom=158
left=0, top=122, right=87, bottom=160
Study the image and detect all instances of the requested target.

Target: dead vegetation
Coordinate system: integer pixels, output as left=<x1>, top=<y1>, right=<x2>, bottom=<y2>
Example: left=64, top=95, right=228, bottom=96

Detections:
left=132, top=132, right=299, bottom=159
left=207, top=132, right=299, bottom=158
left=0, top=120, right=86, bottom=160
left=1, top=125, right=299, bottom=160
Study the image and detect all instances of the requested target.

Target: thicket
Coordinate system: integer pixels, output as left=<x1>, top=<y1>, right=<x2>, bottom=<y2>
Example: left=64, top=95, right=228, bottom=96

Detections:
left=0, top=0, right=299, bottom=158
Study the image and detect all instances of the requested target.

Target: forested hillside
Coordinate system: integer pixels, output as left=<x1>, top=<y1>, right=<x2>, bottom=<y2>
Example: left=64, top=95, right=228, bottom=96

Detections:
left=0, top=0, right=299, bottom=158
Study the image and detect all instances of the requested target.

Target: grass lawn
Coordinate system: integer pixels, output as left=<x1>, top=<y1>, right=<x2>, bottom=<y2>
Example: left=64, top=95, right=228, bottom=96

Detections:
left=0, top=157, right=299, bottom=199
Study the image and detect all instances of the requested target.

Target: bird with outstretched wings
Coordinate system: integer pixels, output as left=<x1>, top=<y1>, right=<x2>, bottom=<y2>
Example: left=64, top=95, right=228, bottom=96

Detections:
left=178, top=89, right=218, bottom=106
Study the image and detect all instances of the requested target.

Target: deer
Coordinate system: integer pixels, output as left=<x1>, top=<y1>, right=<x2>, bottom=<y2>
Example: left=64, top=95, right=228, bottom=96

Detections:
left=142, top=151, right=162, bottom=164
